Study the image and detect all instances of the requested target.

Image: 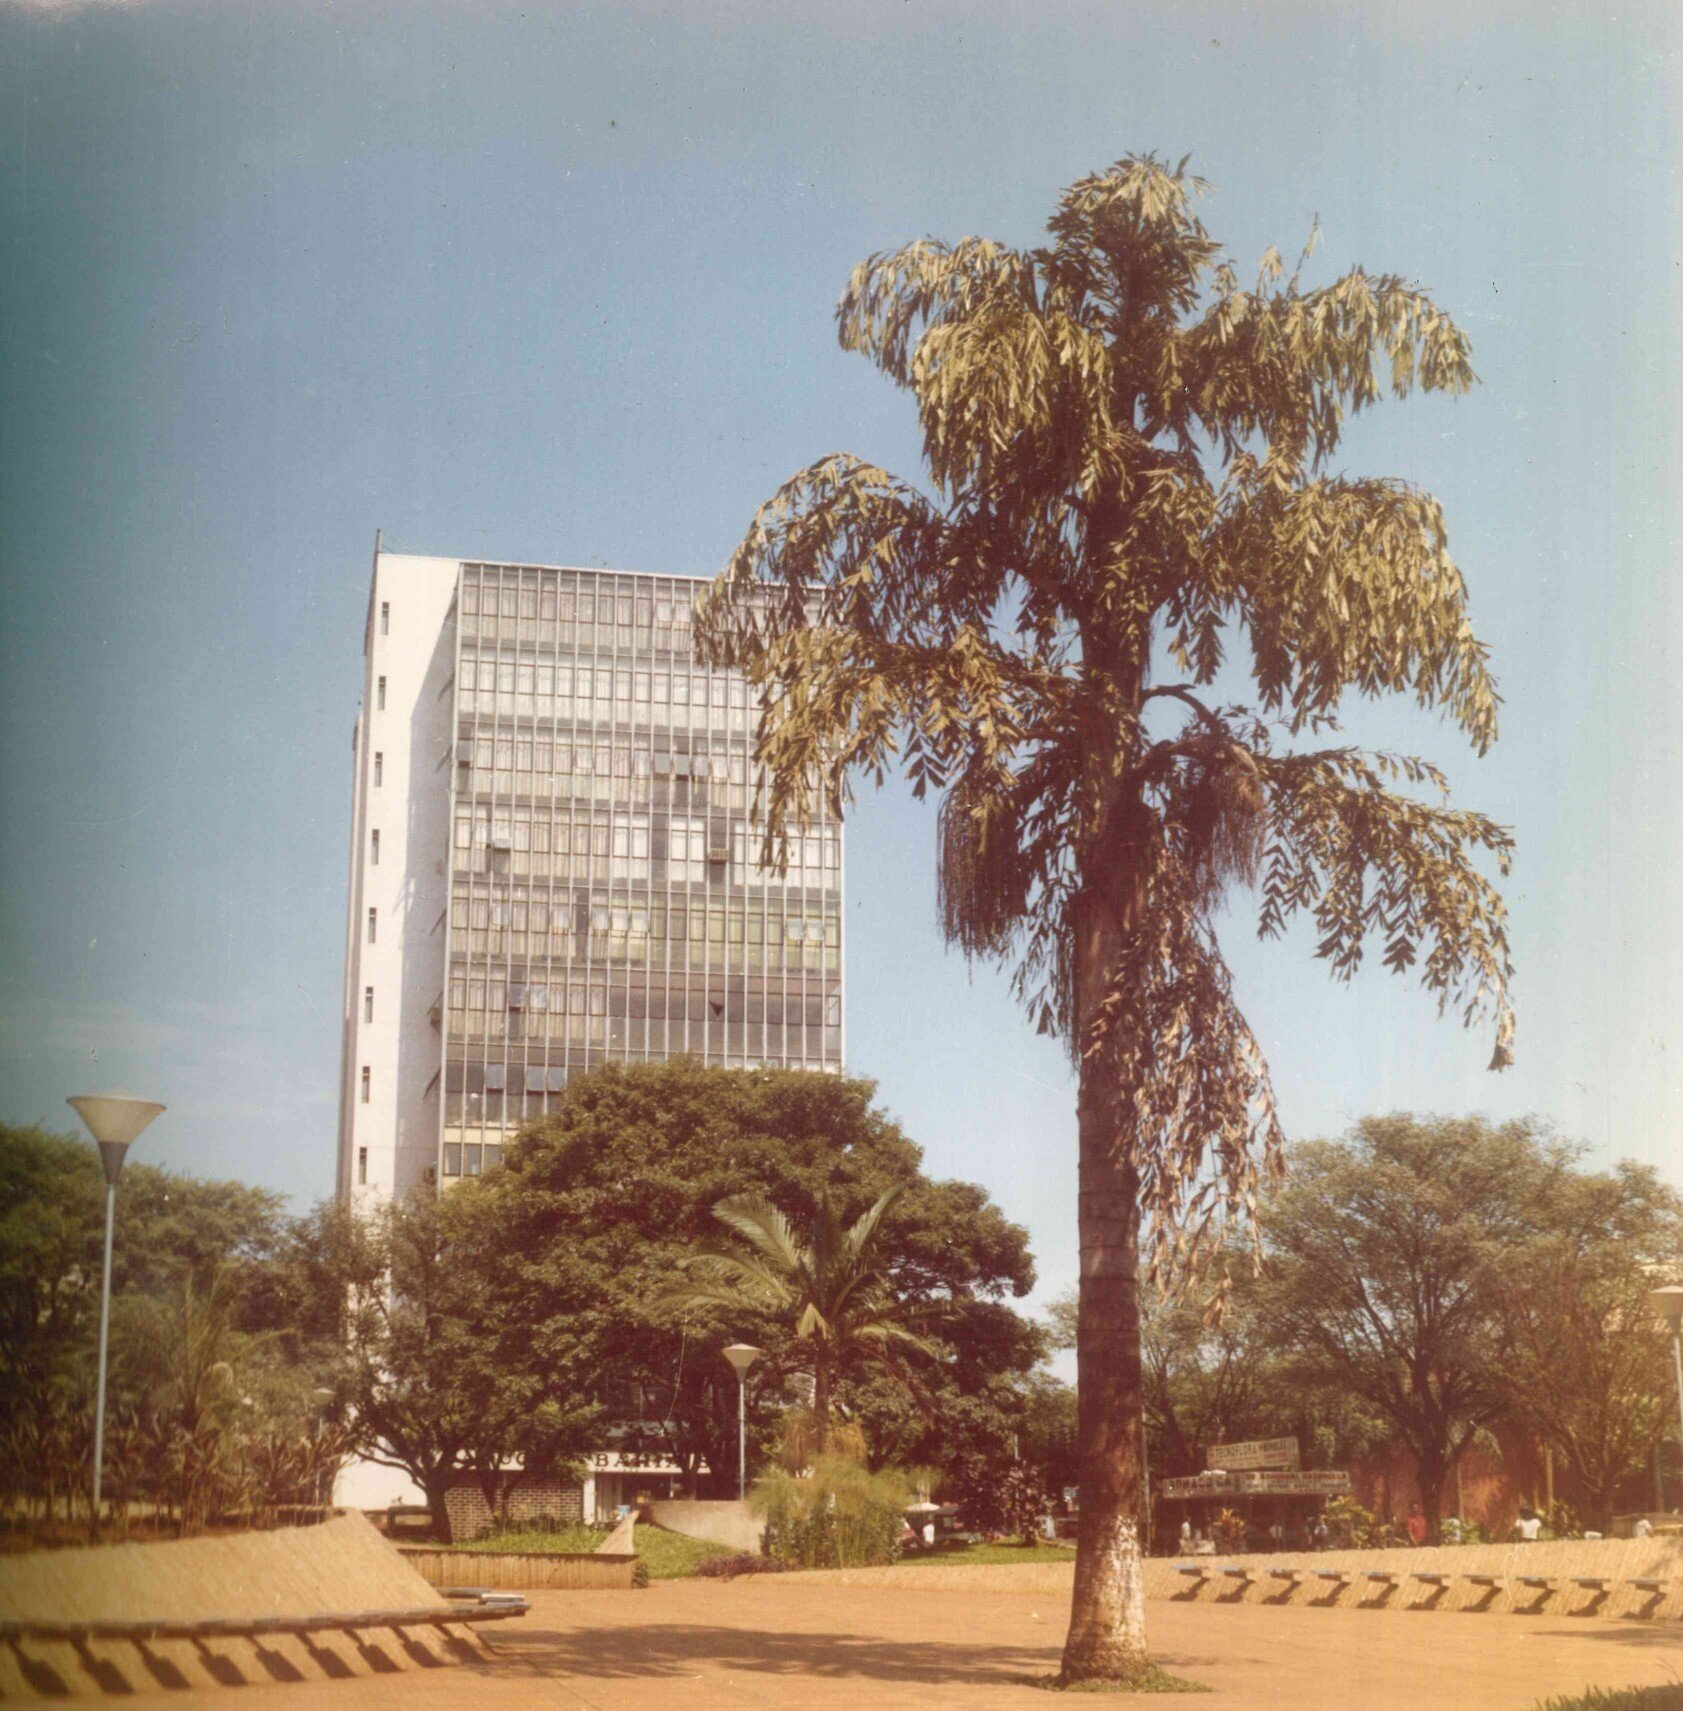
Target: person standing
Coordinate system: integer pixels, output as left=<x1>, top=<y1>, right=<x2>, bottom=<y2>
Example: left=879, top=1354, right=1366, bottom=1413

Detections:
left=1405, top=1504, right=1428, bottom=1547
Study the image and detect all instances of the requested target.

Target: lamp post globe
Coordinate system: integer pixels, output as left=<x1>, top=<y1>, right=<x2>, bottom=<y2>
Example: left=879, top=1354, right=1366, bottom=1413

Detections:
left=68, top=1091, right=165, bottom=1540
left=722, top=1345, right=762, bottom=1502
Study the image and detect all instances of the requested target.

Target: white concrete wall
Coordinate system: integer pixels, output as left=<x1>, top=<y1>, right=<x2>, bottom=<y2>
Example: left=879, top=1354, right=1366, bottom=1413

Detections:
left=646, top=1499, right=763, bottom=1554
left=336, top=551, right=462, bottom=1205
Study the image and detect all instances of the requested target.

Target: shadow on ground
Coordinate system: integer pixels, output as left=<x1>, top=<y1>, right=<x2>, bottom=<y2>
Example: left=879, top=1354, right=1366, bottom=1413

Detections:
left=477, top=1621, right=1069, bottom=1687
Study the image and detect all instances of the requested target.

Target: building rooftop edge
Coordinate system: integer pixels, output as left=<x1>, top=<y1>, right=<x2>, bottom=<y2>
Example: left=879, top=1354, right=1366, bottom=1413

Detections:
left=376, top=549, right=718, bottom=583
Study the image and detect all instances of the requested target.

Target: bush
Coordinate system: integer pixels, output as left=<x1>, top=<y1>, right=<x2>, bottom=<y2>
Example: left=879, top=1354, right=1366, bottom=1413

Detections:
left=1529, top=1689, right=1683, bottom=1711
left=1323, top=1495, right=1379, bottom=1550
left=693, top=1552, right=789, bottom=1580
left=752, top=1455, right=911, bottom=1570
left=949, top=1458, right=1049, bottom=1545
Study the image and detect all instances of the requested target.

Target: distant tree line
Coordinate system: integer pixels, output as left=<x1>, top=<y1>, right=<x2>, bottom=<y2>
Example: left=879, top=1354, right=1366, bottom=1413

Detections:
left=12, top=1094, right=1669, bottom=1548
left=1050, top=1114, right=1683, bottom=1533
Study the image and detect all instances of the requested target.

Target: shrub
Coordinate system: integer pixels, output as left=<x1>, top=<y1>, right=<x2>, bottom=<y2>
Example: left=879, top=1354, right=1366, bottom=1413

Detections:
left=949, top=1458, right=1049, bottom=1545
left=693, top=1552, right=789, bottom=1580
left=1529, top=1689, right=1683, bottom=1711
left=1323, top=1495, right=1378, bottom=1550
left=753, top=1455, right=912, bottom=1569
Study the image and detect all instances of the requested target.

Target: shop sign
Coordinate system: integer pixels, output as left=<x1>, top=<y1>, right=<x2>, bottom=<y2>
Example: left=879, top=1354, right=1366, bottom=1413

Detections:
left=1207, top=1435, right=1299, bottom=1471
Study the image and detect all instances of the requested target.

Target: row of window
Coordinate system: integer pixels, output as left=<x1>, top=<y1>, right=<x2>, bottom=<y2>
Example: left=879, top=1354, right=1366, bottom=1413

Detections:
left=461, top=734, right=757, bottom=782
left=448, top=979, right=841, bottom=1024
left=459, top=656, right=751, bottom=711
left=453, top=808, right=838, bottom=883
left=448, top=902, right=840, bottom=967
left=442, top=1141, right=502, bottom=1178
left=461, top=579, right=703, bottom=626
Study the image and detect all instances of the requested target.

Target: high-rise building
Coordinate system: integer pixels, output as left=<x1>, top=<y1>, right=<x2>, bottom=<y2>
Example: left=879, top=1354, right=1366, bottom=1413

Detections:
left=336, top=544, right=845, bottom=1213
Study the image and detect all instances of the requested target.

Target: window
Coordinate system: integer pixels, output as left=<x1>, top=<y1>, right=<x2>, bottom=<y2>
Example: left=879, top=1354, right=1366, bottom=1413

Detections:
left=357, top=1146, right=367, bottom=1186
left=370, top=829, right=380, bottom=865
left=364, top=986, right=374, bottom=1023
left=373, top=752, right=383, bottom=786
left=377, top=675, right=387, bottom=710
left=380, top=601, right=390, bottom=636
left=367, top=908, right=377, bottom=944
left=361, top=1066, right=371, bottom=1103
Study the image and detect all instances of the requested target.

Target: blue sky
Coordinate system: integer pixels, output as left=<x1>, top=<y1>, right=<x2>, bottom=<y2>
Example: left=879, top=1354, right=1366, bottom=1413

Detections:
left=1, top=0, right=1679, bottom=1319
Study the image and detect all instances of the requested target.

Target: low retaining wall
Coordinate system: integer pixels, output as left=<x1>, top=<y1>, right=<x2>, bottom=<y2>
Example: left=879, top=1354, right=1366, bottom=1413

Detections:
left=0, top=1509, right=493, bottom=1701
left=781, top=1535, right=1683, bottom=1621
left=400, top=1548, right=640, bottom=1590
left=646, top=1500, right=762, bottom=1554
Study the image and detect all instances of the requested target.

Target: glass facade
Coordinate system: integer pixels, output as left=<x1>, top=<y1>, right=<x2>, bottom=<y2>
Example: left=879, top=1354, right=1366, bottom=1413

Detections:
left=439, top=562, right=844, bottom=1179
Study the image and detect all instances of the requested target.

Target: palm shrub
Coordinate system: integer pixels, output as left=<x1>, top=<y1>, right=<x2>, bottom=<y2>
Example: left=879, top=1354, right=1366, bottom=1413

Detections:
left=753, top=1455, right=912, bottom=1569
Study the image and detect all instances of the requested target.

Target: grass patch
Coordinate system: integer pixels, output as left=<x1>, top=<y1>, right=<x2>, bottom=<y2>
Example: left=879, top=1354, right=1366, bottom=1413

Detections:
left=440, top=1524, right=737, bottom=1581
left=1529, top=1690, right=1683, bottom=1711
left=892, top=1540, right=1077, bottom=1568
left=1021, top=1664, right=1211, bottom=1694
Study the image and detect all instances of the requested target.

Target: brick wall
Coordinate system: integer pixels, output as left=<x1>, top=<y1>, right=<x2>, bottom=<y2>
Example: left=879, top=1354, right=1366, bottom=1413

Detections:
left=444, top=1475, right=584, bottom=1542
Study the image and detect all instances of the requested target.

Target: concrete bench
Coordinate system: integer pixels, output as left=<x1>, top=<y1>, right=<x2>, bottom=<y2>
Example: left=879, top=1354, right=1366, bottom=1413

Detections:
left=1268, top=1569, right=1304, bottom=1584
left=1629, top=1579, right=1666, bottom=1594
left=1221, top=1567, right=1255, bottom=1583
left=1412, top=1573, right=1450, bottom=1586
left=1176, top=1566, right=1208, bottom=1581
left=1465, top=1574, right=1503, bottom=1587
left=1572, top=1578, right=1611, bottom=1591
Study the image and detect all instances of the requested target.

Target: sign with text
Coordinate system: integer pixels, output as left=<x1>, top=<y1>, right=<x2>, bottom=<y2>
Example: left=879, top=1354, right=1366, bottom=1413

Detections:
left=1161, top=1470, right=1350, bottom=1500
left=1207, top=1436, right=1300, bottom=1471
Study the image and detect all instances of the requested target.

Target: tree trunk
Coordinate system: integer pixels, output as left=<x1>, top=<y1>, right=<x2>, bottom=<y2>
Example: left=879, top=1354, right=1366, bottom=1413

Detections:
left=1060, top=883, right=1149, bottom=1683
left=813, top=1353, right=830, bottom=1457
left=422, top=1471, right=455, bottom=1545
left=1416, top=1454, right=1444, bottom=1534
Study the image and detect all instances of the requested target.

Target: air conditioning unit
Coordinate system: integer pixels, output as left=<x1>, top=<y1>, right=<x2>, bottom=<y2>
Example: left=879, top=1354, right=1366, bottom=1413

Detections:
left=707, top=846, right=728, bottom=864
left=490, top=835, right=512, bottom=852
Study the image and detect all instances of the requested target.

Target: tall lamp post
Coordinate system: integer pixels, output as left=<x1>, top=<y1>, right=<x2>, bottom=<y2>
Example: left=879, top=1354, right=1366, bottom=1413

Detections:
left=721, top=1344, right=761, bottom=1503
left=1652, top=1286, right=1683, bottom=1511
left=68, top=1092, right=165, bottom=1541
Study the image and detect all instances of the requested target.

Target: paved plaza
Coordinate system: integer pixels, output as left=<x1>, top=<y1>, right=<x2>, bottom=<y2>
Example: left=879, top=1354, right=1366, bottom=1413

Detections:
left=64, top=1579, right=1683, bottom=1710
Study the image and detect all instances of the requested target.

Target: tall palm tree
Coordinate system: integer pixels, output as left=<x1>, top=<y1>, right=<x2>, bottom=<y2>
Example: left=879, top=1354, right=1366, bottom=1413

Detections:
left=664, top=1187, right=933, bottom=1452
left=697, top=156, right=1513, bottom=1681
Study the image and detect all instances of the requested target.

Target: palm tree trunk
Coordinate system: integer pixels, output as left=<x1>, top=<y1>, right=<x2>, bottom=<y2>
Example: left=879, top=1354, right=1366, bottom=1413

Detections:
left=1060, top=881, right=1149, bottom=1683
left=813, top=1352, right=830, bottom=1456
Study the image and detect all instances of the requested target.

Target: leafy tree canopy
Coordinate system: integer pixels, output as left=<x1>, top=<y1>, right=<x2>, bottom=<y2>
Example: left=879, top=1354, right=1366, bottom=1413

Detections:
left=473, top=1060, right=1041, bottom=1493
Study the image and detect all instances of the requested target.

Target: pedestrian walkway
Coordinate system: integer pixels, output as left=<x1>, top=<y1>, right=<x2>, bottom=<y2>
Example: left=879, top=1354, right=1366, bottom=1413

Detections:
left=50, top=1579, right=1683, bottom=1709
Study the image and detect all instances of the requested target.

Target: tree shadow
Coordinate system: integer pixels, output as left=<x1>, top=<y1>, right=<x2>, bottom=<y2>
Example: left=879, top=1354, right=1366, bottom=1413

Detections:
left=1528, top=1621, right=1683, bottom=1653
left=476, top=1620, right=1063, bottom=1688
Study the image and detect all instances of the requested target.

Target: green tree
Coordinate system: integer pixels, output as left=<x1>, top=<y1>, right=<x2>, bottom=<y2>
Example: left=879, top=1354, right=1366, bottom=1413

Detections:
left=1487, top=1161, right=1683, bottom=1529
left=1256, top=1115, right=1556, bottom=1530
left=318, top=1193, right=597, bottom=1543
left=0, top=1124, right=290, bottom=1529
left=664, top=1186, right=936, bottom=1451
left=698, top=157, right=1512, bottom=1679
left=476, top=1060, right=1038, bottom=1497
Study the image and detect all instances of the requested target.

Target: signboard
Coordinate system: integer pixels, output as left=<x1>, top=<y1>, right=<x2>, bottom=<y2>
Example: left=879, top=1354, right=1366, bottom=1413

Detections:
left=1207, top=1436, right=1299, bottom=1471
left=1160, top=1469, right=1349, bottom=1500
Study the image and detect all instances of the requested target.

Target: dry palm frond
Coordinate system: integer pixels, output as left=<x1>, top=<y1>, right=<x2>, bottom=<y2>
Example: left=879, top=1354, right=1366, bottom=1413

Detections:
left=936, top=769, right=1031, bottom=957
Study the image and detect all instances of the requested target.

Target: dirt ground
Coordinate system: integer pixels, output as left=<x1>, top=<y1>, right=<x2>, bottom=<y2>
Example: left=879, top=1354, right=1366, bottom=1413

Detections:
left=53, top=1577, right=1683, bottom=1709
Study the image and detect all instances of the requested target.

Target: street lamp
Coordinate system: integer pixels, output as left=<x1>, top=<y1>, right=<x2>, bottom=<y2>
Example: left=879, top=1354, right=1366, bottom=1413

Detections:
left=721, top=1344, right=762, bottom=1503
left=1652, top=1286, right=1683, bottom=1509
left=68, top=1092, right=165, bottom=1541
